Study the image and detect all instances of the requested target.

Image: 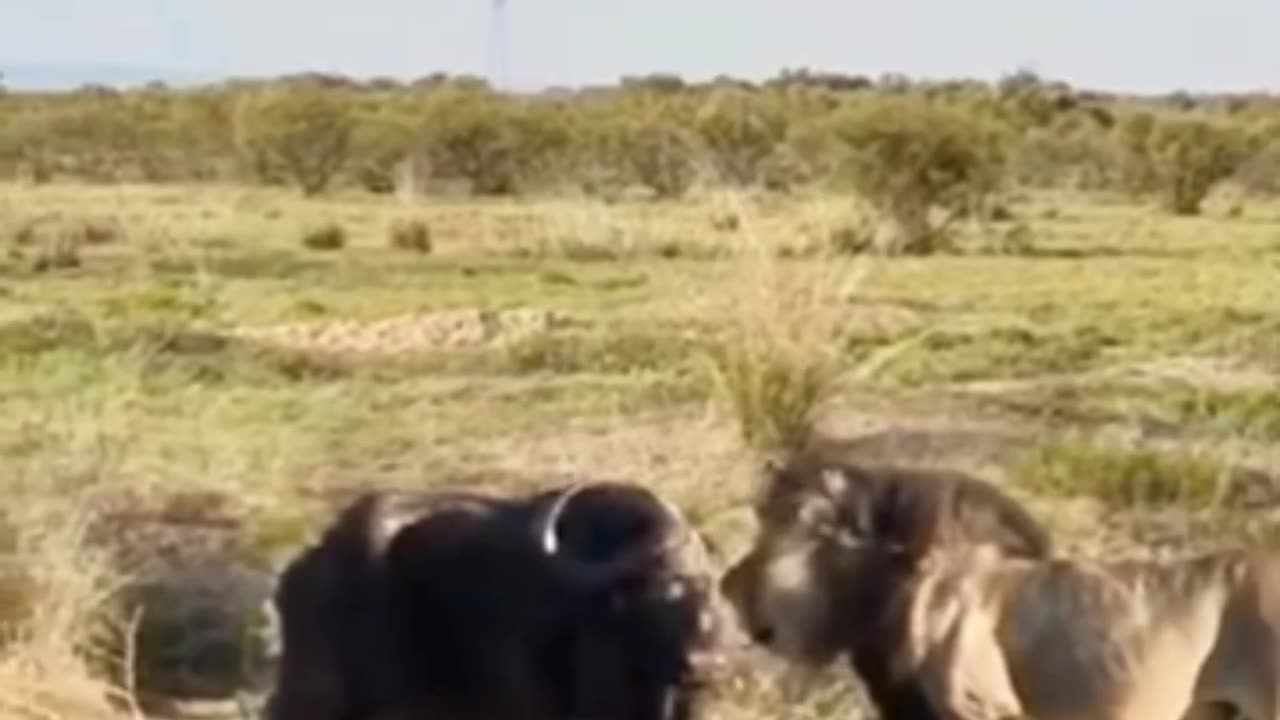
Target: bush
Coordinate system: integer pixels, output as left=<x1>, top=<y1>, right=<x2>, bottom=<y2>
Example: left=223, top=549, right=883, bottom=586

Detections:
left=234, top=84, right=355, bottom=196
left=709, top=212, right=741, bottom=233
left=825, top=95, right=1008, bottom=255
left=419, top=86, right=574, bottom=196
left=827, top=223, right=871, bottom=255
left=1235, top=119, right=1280, bottom=195
left=300, top=223, right=347, bottom=251
left=607, top=112, right=702, bottom=199
left=692, top=88, right=788, bottom=186
left=1146, top=114, right=1251, bottom=215
left=8, top=213, right=128, bottom=273
left=13, top=214, right=125, bottom=247
left=349, top=103, right=420, bottom=195
left=1111, top=110, right=1160, bottom=195
left=388, top=218, right=433, bottom=253
left=1009, top=119, right=1119, bottom=190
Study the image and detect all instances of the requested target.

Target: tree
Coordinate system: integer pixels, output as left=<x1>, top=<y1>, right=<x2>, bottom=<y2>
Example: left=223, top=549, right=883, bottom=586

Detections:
left=170, top=89, right=237, bottom=180
left=692, top=88, right=788, bottom=186
left=1112, top=110, right=1160, bottom=195
left=233, top=85, right=355, bottom=196
left=1010, top=113, right=1118, bottom=190
left=1145, top=114, right=1251, bottom=215
left=616, top=116, right=701, bottom=199
left=418, top=87, right=564, bottom=196
left=1235, top=116, right=1280, bottom=196
left=0, top=103, right=54, bottom=182
left=589, top=90, right=702, bottom=198
left=349, top=98, right=421, bottom=194
left=826, top=95, right=1008, bottom=255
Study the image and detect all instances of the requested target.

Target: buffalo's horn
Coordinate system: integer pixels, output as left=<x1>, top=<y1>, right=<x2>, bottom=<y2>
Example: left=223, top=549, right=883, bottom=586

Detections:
left=538, top=482, right=588, bottom=555
left=537, top=484, right=693, bottom=587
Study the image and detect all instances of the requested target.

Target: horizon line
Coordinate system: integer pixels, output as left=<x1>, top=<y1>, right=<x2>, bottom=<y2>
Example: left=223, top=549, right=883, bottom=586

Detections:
left=3, top=61, right=1279, bottom=98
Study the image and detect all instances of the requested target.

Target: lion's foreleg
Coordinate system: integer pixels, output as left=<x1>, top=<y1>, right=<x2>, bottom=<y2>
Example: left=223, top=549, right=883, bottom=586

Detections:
left=920, top=608, right=1025, bottom=720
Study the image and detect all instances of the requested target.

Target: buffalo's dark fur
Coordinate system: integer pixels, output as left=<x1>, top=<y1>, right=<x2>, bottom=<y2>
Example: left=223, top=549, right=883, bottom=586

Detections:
left=266, top=481, right=725, bottom=720
left=719, top=443, right=1054, bottom=720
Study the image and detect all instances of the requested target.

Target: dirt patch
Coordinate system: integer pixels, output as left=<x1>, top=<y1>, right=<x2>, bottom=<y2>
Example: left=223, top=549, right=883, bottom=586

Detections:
left=230, top=307, right=573, bottom=356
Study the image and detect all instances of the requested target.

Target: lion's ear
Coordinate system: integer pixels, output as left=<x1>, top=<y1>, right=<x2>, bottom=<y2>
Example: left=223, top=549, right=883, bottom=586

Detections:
left=820, top=468, right=848, bottom=498
left=761, top=457, right=782, bottom=478
left=797, top=495, right=838, bottom=529
left=759, top=457, right=790, bottom=492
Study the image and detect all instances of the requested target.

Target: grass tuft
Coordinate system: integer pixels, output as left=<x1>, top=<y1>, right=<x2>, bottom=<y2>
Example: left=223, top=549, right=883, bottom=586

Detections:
left=300, top=223, right=347, bottom=251
left=702, top=204, right=869, bottom=454
left=387, top=217, right=433, bottom=254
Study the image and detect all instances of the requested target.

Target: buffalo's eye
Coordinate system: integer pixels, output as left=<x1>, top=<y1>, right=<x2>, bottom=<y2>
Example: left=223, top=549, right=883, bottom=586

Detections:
left=663, top=578, right=688, bottom=601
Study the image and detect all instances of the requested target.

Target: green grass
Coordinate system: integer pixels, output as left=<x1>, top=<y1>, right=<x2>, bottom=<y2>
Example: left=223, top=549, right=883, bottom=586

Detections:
left=1010, top=435, right=1226, bottom=511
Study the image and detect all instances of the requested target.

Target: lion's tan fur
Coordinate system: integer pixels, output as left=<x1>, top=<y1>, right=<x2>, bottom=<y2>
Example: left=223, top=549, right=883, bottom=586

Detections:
left=902, top=543, right=1280, bottom=720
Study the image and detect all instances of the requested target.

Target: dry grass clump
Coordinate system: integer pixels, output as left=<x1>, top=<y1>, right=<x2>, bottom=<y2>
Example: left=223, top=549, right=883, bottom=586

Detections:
left=299, top=222, right=347, bottom=251
left=387, top=217, right=433, bottom=253
left=702, top=201, right=872, bottom=454
left=4, top=212, right=129, bottom=274
left=0, top=500, right=139, bottom=720
left=11, top=213, right=126, bottom=248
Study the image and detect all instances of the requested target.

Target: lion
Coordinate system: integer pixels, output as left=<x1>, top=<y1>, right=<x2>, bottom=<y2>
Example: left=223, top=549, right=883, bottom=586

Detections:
left=881, top=540, right=1280, bottom=720
left=722, top=442, right=1279, bottom=720
left=718, top=444, right=1055, bottom=720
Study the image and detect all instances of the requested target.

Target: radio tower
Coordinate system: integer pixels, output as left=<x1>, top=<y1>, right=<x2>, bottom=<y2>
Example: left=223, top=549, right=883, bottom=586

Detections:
left=485, top=0, right=509, bottom=89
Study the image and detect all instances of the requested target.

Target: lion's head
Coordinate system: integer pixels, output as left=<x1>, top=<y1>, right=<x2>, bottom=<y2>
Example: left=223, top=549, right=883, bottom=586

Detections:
left=719, top=449, right=1052, bottom=668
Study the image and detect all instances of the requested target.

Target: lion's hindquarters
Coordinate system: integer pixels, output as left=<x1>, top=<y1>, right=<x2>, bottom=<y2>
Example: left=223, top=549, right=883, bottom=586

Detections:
left=985, top=561, right=1245, bottom=720
left=1191, top=566, right=1280, bottom=720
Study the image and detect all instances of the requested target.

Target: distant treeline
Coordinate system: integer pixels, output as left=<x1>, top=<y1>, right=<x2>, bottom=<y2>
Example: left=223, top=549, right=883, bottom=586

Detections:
left=2, top=69, right=1279, bottom=249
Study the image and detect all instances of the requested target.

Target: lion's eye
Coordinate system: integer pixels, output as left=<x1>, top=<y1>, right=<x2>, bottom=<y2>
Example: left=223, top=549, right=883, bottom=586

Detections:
left=833, top=528, right=865, bottom=549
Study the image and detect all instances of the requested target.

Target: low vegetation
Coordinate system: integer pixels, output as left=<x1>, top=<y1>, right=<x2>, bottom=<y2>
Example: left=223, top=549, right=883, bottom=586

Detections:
left=1010, top=436, right=1226, bottom=511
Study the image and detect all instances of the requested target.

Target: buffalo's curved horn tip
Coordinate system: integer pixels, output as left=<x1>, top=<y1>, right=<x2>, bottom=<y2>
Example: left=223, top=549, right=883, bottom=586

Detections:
left=539, top=482, right=586, bottom=556
left=657, top=497, right=695, bottom=552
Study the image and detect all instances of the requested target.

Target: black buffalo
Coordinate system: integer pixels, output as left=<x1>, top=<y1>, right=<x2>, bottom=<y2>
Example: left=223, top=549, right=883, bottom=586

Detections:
left=265, top=480, right=732, bottom=720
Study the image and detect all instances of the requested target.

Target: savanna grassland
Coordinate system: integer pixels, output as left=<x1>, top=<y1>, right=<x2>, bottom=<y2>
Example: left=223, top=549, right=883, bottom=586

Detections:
left=2, top=71, right=1280, bottom=719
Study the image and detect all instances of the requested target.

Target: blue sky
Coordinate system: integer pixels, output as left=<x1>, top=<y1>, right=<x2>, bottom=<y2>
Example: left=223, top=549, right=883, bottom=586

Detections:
left=3, top=0, right=1279, bottom=93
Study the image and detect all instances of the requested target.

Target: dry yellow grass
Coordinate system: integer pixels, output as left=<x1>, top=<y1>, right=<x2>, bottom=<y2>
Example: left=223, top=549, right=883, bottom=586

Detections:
left=1, top=180, right=1279, bottom=718
left=0, top=497, right=139, bottom=720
